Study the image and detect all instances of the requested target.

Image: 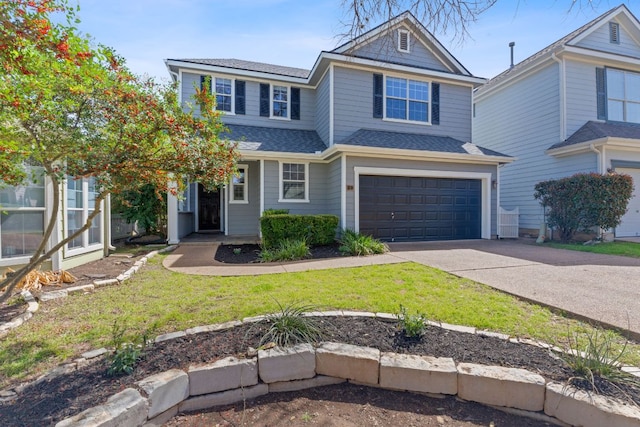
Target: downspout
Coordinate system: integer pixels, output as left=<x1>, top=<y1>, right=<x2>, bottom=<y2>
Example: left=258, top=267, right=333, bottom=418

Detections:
left=496, top=164, right=503, bottom=239
left=551, top=53, right=566, bottom=141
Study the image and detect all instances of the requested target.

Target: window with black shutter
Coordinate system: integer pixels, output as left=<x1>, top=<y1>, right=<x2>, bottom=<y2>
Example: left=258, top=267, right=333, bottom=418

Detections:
left=259, top=83, right=270, bottom=117
left=373, top=73, right=383, bottom=118
left=596, top=68, right=606, bottom=121
left=235, top=80, right=245, bottom=115
left=291, top=87, right=301, bottom=120
left=431, top=83, right=440, bottom=125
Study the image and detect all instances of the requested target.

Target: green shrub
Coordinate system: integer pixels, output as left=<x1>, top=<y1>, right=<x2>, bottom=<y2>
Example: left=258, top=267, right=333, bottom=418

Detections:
left=258, top=239, right=310, bottom=262
left=338, top=229, right=388, bottom=256
left=534, top=172, right=633, bottom=242
left=396, top=304, right=427, bottom=338
left=260, top=214, right=338, bottom=249
left=259, top=301, right=324, bottom=347
left=262, top=209, right=289, bottom=216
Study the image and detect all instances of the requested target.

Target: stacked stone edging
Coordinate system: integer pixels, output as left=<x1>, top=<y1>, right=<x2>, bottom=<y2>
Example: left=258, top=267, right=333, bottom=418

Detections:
left=45, top=312, right=640, bottom=427
left=0, top=290, right=38, bottom=339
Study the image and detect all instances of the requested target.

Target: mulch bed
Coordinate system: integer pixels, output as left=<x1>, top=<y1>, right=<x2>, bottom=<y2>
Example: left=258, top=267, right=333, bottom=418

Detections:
left=214, top=243, right=343, bottom=264
left=2, top=316, right=639, bottom=426
left=0, top=297, right=27, bottom=324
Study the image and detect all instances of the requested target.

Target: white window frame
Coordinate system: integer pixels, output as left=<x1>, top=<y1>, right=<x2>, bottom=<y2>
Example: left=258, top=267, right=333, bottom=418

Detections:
left=383, top=74, right=431, bottom=125
left=271, top=84, right=290, bottom=120
left=606, top=68, right=640, bottom=124
left=229, top=164, right=249, bottom=204
left=278, top=161, right=309, bottom=203
left=0, top=167, right=46, bottom=264
left=202, top=75, right=235, bottom=114
left=397, top=29, right=411, bottom=53
left=178, top=181, right=191, bottom=212
left=64, top=176, right=103, bottom=257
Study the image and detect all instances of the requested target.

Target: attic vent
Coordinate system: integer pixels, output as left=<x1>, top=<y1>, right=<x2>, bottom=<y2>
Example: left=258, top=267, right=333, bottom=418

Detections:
left=610, top=22, right=620, bottom=44
left=398, top=29, right=410, bottom=53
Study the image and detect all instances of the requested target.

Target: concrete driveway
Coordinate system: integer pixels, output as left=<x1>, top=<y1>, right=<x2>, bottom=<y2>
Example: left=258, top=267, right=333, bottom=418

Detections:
left=388, top=239, right=640, bottom=340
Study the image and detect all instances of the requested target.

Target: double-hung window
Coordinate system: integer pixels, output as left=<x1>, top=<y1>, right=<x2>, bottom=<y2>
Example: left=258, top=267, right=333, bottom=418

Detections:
left=606, top=69, right=640, bottom=124
left=0, top=167, right=45, bottom=260
left=280, top=162, right=308, bottom=202
left=272, top=85, right=289, bottom=118
left=66, top=176, right=102, bottom=252
left=385, top=76, right=430, bottom=123
left=230, top=165, right=248, bottom=203
left=215, top=78, right=233, bottom=112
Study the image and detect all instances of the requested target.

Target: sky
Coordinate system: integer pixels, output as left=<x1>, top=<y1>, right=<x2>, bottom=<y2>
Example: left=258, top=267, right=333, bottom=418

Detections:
left=71, top=0, right=634, bottom=82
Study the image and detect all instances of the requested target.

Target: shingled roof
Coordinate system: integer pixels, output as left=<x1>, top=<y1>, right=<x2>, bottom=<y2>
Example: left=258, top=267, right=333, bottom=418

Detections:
left=170, top=58, right=310, bottom=79
left=341, top=129, right=510, bottom=157
left=224, top=124, right=326, bottom=154
left=549, top=120, right=640, bottom=150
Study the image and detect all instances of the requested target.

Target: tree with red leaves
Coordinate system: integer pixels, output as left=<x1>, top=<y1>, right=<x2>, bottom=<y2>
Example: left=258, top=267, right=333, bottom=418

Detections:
left=0, top=0, right=238, bottom=302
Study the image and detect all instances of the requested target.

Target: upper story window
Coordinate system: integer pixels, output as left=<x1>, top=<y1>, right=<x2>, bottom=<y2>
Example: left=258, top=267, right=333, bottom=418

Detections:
left=279, top=162, right=309, bottom=202
left=606, top=68, right=640, bottom=124
left=215, top=78, right=233, bottom=112
left=0, top=166, right=45, bottom=260
left=199, top=76, right=245, bottom=115
left=272, top=85, right=289, bottom=118
left=385, top=76, right=430, bottom=123
left=230, top=165, right=248, bottom=204
left=260, top=84, right=301, bottom=120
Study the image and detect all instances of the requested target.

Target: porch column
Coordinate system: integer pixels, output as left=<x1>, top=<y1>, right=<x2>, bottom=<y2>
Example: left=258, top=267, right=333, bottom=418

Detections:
left=167, top=178, right=180, bottom=245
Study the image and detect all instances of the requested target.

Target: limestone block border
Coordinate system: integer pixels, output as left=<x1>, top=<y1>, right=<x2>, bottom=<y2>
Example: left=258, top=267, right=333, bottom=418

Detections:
left=0, top=290, right=38, bottom=339
left=39, top=312, right=640, bottom=427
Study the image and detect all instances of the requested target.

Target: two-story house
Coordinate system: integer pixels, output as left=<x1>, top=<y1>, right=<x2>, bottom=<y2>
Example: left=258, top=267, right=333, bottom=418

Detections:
left=164, top=12, right=512, bottom=244
left=474, top=4, right=640, bottom=238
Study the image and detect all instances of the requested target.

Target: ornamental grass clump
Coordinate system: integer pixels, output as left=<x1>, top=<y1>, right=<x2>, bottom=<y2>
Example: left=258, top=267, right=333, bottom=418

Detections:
left=338, top=229, right=388, bottom=256
left=259, top=302, right=324, bottom=348
left=258, top=239, right=310, bottom=262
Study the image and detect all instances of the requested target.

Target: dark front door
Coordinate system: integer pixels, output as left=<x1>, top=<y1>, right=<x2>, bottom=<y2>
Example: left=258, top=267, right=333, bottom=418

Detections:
left=359, top=175, right=481, bottom=242
left=198, top=184, right=220, bottom=231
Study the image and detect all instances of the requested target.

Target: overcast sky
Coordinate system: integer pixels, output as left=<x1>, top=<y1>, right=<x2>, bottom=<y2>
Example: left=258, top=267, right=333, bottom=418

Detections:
left=72, top=0, right=632, bottom=81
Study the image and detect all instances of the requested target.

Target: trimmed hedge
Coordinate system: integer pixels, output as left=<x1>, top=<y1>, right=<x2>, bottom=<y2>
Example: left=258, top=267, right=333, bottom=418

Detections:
left=260, top=214, right=339, bottom=248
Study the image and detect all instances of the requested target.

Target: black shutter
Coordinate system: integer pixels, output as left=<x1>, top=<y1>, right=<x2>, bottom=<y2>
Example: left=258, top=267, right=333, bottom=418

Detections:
left=291, top=87, right=301, bottom=120
left=373, top=73, right=383, bottom=118
left=260, top=83, right=270, bottom=117
left=431, top=83, right=440, bottom=125
left=200, top=75, right=211, bottom=93
left=235, top=80, right=246, bottom=115
left=596, top=67, right=606, bottom=120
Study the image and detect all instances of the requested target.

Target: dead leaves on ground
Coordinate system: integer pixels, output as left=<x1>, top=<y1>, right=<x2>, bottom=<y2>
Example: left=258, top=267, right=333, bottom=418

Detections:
left=1, top=268, right=77, bottom=294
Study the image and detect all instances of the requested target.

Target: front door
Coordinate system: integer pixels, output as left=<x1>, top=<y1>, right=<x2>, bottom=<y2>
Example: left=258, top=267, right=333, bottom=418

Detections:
left=198, top=184, right=220, bottom=231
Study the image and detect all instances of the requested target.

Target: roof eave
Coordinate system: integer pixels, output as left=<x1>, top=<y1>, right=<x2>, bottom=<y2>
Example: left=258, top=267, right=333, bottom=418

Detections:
left=164, top=59, right=309, bottom=84
left=330, top=144, right=514, bottom=164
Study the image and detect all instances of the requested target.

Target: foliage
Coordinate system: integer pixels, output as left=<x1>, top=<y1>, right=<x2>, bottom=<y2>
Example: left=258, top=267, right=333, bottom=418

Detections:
left=260, top=214, right=339, bottom=249
left=0, top=1, right=238, bottom=302
left=112, top=184, right=167, bottom=238
left=560, top=325, right=638, bottom=388
left=338, top=229, right=389, bottom=256
left=544, top=241, right=640, bottom=259
left=262, top=209, right=289, bottom=216
left=258, top=301, right=324, bottom=348
left=534, top=173, right=633, bottom=242
left=258, top=239, right=310, bottom=262
left=396, top=304, right=427, bottom=338
left=106, top=320, right=152, bottom=376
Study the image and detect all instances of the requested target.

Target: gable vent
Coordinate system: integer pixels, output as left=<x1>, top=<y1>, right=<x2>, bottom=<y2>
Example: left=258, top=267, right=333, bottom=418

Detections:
left=610, top=22, right=620, bottom=44
left=398, top=29, right=410, bottom=53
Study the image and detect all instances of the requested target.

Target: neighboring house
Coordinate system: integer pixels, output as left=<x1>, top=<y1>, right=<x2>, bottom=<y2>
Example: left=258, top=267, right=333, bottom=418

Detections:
left=474, top=4, right=640, bottom=237
left=0, top=172, right=113, bottom=273
left=164, top=12, right=512, bottom=243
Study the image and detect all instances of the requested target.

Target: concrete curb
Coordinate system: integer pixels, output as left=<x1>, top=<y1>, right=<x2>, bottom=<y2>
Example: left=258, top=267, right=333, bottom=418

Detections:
left=21, top=312, right=636, bottom=427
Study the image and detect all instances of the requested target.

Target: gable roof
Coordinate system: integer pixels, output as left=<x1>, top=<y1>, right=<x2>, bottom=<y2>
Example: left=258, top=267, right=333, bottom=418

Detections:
left=331, top=11, right=472, bottom=76
left=477, top=4, right=638, bottom=94
left=549, top=120, right=640, bottom=150
left=167, top=58, right=310, bottom=79
left=224, top=124, right=326, bottom=154
left=341, top=129, right=510, bottom=157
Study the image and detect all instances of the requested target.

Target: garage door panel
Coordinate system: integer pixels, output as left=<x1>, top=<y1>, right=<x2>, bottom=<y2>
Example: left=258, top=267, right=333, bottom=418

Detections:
left=359, top=175, right=482, bottom=242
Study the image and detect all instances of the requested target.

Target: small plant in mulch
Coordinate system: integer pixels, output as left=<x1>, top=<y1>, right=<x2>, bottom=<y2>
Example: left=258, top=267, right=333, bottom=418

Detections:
left=257, top=301, right=324, bottom=348
left=106, top=320, right=153, bottom=376
left=232, top=247, right=242, bottom=255
left=396, top=304, right=427, bottom=339
left=258, top=239, right=311, bottom=263
left=338, top=229, right=388, bottom=256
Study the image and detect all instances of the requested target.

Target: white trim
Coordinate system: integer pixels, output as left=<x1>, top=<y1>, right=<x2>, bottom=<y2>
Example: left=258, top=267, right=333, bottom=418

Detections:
left=341, top=154, right=347, bottom=230
left=566, top=6, right=629, bottom=46
left=270, top=84, right=291, bottom=120
left=383, top=74, right=431, bottom=124
left=551, top=54, right=567, bottom=141
left=229, top=164, right=249, bottom=204
left=224, top=184, right=229, bottom=236
left=259, top=159, right=265, bottom=216
left=278, top=161, right=310, bottom=203
left=329, top=64, right=335, bottom=146
left=353, top=166, right=492, bottom=239
left=177, top=69, right=183, bottom=105
left=397, top=28, right=410, bottom=53
left=63, top=177, right=104, bottom=258
left=167, top=178, right=180, bottom=245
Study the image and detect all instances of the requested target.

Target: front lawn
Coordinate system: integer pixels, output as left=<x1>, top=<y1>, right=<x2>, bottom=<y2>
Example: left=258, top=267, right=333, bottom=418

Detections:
left=545, top=241, right=640, bottom=258
left=1, top=257, right=639, bottom=386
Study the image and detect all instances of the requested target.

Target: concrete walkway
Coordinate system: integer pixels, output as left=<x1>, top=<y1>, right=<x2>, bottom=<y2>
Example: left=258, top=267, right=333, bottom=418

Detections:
left=163, top=239, right=640, bottom=339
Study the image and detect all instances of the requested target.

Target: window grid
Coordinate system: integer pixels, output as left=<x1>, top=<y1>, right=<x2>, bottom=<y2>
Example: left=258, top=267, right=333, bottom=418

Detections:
left=385, top=77, right=429, bottom=123
left=215, top=78, right=232, bottom=112
left=230, top=166, right=248, bottom=203
left=607, top=69, right=640, bottom=124
left=66, top=177, right=102, bottom=251
left=282, top=163, right=306, bottom=200
left=272, top=85, right=288, bottom=118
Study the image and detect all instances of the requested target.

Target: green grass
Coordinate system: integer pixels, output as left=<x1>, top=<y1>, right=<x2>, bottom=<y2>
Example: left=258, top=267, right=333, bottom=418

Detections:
left=545, top=241, right=640, bottom=258
left=1, top=257, right=639, bottom=386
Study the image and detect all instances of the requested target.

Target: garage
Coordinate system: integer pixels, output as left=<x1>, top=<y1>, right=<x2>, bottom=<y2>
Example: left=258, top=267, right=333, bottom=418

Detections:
left=359, top=175, right=482, bottom=242
left=615, top=168, right=640, bottom=237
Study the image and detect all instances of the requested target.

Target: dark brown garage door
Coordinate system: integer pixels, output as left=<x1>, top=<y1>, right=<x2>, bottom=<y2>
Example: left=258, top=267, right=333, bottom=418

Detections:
left=359, top=175, right=481, bottom=242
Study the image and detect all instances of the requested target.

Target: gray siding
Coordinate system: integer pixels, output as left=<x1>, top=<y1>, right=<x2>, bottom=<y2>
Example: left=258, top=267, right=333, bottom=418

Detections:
left=350, top=28, right=450, bottom=72
left=565, top=59, right=598, bottom=137
left=344, top=156, right=497, bottom=235
left=474, top=63, right=596, bottom=230
left=181, top=72, right=316, bottom=130
left=332, top=66, right=472, bottom=143
left=315, top=72, right=331, bottom=146
left=575, top=20, right=640, bottom=58
left=263, top=161, right=333, bottom=214
left=227, top=161, right=261, bottom=235
left=326, top=158, right=342, bottom=222
left=178, top=213, right=194, bottom=238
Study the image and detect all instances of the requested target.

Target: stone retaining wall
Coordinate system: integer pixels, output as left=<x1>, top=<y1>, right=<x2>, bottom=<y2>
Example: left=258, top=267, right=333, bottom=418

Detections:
left=52, top=315, right=640, bottom=427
